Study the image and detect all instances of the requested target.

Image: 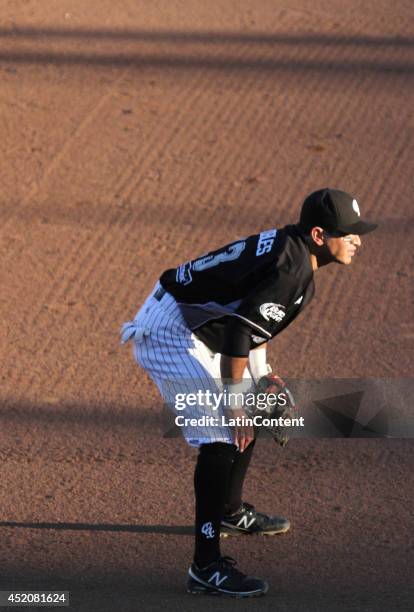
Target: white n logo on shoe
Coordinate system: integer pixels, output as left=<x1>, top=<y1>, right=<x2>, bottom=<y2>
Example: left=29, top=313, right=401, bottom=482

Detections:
left=208, top=571, right=228, bottom=587
left=237, top=515, right=256, bottom=529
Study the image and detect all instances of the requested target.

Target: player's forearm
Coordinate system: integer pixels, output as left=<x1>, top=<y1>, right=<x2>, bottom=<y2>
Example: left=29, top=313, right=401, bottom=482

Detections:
left=248, top=345, right=271, bottom=382
left=220, top=354, right=255, bottom=452
left=220, top=354, right=248, bottom=382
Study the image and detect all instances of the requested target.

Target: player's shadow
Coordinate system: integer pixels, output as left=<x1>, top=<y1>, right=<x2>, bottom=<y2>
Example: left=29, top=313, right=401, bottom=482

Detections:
left=0, top=520, right=193, bottom=535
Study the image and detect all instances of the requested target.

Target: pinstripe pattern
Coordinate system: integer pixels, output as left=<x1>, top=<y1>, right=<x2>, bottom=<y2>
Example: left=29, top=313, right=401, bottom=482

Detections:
left=122, top=282, right=236, bottom=447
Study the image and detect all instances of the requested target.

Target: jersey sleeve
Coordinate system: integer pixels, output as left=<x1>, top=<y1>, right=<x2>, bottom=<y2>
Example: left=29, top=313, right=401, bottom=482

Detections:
left=231, top=270, right=300, bottom=339
left=221, top=318, right=253, bottom=358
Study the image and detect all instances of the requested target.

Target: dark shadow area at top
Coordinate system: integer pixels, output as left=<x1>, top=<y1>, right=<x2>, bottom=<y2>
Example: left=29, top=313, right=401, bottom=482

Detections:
left=0, top=26, right=412, bottom=74
left=0, top=25, right=413, bottom=47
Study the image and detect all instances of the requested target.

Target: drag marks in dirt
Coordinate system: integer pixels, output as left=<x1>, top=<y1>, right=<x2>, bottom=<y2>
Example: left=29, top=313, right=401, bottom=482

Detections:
left=2, top=20, right=412, bottom=403
left=4, top=70, right=227, bottom=401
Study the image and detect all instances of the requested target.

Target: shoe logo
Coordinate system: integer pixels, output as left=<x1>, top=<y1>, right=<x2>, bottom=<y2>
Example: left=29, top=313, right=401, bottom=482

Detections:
left=208, top=571, right=228, bottom=587
left=237, top=515, right=256, bottom=529
left=201, top=522, right=215, bottom=539
left=294, top=295, right=303, bottom=305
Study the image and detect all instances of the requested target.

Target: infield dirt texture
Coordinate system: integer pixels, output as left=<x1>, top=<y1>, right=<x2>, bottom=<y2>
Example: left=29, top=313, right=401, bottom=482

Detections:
left=0, top=1, right=413, bottom=610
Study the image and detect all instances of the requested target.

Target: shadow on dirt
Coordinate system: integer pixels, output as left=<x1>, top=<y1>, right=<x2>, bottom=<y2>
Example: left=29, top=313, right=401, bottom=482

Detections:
left=0, top=26, right=412, bottom=75
left=0, top=520, right=193, bottom=535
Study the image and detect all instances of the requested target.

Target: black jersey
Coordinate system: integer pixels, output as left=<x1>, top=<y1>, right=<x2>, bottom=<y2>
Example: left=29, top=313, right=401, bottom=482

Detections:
left=159, top=224, right=315, bottom=356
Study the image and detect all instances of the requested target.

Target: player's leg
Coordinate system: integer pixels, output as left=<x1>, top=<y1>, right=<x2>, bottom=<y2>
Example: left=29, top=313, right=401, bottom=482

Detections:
left=220, top=347, right=290, bottom=537
left=221, top=359, right=257, bottom=520
left=193, top=441, right=236, bottom=567
left=127, top=287, right=233, bottom=446
left=224, top=438, right=256, bottom=516
left=221, top=440, right=290, bottom=538
left=127, top=289, right=235, bottom=560
left=189, top=441, right=267, bottom=598
left=121, top=285, right=267, bottom=596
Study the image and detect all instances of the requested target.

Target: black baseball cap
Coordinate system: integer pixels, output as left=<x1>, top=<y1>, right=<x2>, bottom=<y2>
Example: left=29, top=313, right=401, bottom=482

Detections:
left=299, top=188, right=378, bottom=235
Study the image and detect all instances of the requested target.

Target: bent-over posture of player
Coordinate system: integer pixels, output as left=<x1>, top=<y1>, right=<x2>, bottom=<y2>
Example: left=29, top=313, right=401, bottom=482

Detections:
left=120, top=188, right=377, bottom=598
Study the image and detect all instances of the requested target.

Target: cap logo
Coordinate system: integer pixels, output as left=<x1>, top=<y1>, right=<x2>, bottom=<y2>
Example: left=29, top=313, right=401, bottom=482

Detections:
left=352, top=199, right=360, bottom=216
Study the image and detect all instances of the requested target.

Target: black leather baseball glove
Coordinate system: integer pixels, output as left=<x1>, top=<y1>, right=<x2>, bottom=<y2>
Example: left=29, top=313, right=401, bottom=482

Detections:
left=248, top=374, right=297, bottom=446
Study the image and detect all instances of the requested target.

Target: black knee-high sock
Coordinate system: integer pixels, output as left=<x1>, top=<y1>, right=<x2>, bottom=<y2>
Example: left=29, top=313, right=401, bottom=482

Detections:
left=193, top=442, right=236, bottom=568
left=224, top=439, right=256, bottom=516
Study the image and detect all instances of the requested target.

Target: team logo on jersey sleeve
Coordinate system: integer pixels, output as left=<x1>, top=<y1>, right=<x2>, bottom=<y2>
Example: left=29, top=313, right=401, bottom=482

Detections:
left=259, top=302, right=286, bottom=323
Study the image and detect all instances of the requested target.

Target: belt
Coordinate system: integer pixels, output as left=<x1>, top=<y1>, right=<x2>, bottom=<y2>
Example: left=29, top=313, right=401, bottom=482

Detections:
left=154, top=286, right=166, bottom=301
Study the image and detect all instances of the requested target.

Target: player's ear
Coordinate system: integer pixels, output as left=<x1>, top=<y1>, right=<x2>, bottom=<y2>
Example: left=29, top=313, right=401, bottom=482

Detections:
left=309, top=226, right=325, bottom=246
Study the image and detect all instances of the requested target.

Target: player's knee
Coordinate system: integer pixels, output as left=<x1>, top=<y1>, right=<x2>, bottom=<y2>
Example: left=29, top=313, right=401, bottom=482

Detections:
left=198, top=441, right=237, bottom=460
left=195, top=443, right=237, bottom=482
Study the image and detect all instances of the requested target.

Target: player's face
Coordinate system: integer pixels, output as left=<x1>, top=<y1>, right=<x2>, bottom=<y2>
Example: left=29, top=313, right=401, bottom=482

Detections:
left=324, top=233, right=362, bottom=265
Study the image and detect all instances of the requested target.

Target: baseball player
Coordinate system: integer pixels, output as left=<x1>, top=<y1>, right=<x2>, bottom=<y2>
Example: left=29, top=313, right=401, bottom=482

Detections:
left=120, top=188, right=377, bottom=598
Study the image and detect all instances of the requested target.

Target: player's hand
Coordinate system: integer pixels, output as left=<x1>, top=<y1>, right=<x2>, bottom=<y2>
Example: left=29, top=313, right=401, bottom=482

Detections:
left=254, top=373, right=297, bottom=447
left=230, top=407, right=254, bottom=452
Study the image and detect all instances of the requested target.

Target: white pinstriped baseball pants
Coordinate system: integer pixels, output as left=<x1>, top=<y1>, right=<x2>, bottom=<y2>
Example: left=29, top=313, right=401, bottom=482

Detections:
left=121, top=282, right=252, bottom=447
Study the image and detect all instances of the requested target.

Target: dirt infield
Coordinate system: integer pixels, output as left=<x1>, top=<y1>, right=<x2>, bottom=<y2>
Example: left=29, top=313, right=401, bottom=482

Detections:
left=0, top=1, right=413, bottom=610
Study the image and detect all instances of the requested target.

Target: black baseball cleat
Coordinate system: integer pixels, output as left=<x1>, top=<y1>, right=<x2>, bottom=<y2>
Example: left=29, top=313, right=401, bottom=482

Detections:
left=220, top=502, right=290, bottom=537
left=187, top=556, right=268, bottom=598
